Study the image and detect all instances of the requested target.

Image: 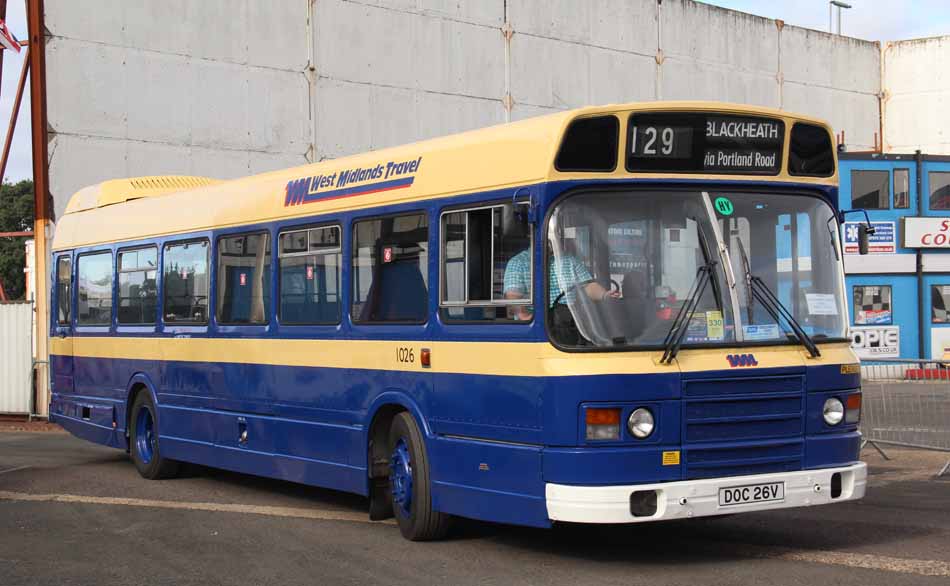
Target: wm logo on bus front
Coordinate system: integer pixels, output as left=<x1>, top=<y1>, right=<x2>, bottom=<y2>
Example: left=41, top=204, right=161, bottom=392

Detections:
left=726, top=354, right=758, bottom=367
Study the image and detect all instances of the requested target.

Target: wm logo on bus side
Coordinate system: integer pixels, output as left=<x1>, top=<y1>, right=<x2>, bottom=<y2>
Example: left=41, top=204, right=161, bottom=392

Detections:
left=726, top=354, right=758, bottom=367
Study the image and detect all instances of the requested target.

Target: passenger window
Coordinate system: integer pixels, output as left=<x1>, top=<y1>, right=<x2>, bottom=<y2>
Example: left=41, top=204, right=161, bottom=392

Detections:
left=77, top=252, right=113, bottom=326
left=278, top=226, right=341, bottom=324
left=117, top=247, right=158, bottom=325
left=217, top=233, right=271, bottom=325
left=352, top=213, right=428, bottom=323
left=163, top=240, right=209, bottom=324
left=851, top=170, right=889, bottom=209
left=56, top=256, right=71, bottom=325
left=440, top=202, right=533, bottom=322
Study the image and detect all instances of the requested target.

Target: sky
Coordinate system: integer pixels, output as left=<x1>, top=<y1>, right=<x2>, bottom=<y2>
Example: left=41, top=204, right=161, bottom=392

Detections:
left=0, top=1, right=31, bottom=184
left=0, top=2, right=948, bottom=183
left=702, top=0, right=950, bottom=41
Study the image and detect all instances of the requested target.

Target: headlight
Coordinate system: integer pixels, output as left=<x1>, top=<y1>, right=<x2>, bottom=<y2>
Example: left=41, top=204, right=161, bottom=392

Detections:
left=627, top=408, right=655, bottom=439
left=823, top=397, right=844, bottom=426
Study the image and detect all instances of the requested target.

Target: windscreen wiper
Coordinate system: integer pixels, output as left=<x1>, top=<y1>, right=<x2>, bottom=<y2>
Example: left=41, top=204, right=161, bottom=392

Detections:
left=735, top=239, right=820, bottom=358
left=660, top=219, right=720, bottom=364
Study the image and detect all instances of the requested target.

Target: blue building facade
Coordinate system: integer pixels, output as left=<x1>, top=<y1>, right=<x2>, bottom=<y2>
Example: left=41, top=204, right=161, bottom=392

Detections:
left=839, top=153, right=950, bottom=360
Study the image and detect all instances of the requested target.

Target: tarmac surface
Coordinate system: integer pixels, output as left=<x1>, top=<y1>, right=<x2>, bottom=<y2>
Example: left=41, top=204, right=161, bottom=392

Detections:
left=1, top=427, right=949, bottom=586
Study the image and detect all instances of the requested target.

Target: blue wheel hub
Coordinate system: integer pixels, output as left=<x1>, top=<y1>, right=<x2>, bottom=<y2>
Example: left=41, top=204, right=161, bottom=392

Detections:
left=389, top=439, right=413, bottom=517
left=135, top=406, right=155, bottom=465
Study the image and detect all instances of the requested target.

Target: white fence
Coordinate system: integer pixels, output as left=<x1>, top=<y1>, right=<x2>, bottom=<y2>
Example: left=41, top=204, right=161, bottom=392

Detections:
left=0, top=302, right=34, bottom=414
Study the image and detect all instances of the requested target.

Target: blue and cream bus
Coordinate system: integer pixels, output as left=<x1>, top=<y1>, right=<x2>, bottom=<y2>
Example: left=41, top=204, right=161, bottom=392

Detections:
left=50, top=102, right=867, bottom=540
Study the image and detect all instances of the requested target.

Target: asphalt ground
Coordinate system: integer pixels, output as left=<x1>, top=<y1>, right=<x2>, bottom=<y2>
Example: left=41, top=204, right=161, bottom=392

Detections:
left=1, top=429, right=949, bottom=586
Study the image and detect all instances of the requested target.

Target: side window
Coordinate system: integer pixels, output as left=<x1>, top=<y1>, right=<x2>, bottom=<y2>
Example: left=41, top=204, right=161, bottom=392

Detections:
left=932, top=285, right=950, bottom=324
left=440, top=202, right=533, bottom=322
left=851, top=170, right=889, bottom=210
left=77, top=252, right=113, bottom=326
left=278, top=226, right=341, bottom=325
left=217, top=232, right=271, bottom=325
left=352, top=213, right=428, bottom=323
left=56, top=256, right=71, bottom=325
left=117, top=247, right=158, bottom=325
left=894, top=169, right=910, bottom=209
left=163, top=240, right=209, bottom=324
left=929, top=172, right=950, bottom=211
left=853, top=285, right=892, bottom=325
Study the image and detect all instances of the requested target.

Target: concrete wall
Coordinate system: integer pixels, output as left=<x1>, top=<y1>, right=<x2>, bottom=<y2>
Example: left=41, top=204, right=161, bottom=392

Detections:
left=883, top=36, right=950, bottom=154
left=44, top=0, right=312, bottom=220
left=44, top=0, right=887, bottom=220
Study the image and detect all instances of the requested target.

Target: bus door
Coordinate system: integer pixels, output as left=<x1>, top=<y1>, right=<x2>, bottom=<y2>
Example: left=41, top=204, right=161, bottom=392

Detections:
left=52, top=254, right=75, bottom=396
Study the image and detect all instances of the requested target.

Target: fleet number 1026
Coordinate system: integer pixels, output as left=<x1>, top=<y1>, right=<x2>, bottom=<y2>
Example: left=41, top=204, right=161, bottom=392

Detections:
left=396, top=347, right=415, bottom=363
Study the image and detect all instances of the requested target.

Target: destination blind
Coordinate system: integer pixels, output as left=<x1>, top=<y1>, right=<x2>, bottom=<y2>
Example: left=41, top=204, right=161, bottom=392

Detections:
left=627, top=113, right=785, bottom=175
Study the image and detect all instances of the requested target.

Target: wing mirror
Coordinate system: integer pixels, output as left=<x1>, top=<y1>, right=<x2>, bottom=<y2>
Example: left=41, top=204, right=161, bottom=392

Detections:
left=839, top=209, right=876, bottom=256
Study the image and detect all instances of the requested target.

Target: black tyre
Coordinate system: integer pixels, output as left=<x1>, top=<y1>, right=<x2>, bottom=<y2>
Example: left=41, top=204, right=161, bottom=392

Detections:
left=387, top=412, right=450, bottom=541
left=129, top=391, right=179, bottom=480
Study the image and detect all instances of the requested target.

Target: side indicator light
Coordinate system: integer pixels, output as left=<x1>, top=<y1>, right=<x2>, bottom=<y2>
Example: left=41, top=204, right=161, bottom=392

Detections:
left=845, top=393, right=861, bottom=424
left=586, top=408, right=621, bottom=441
left=420, top=348, right=431, bottom=368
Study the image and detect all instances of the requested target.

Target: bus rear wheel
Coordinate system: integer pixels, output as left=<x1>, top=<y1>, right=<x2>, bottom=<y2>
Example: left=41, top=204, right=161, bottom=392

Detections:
left=388, top=412, right=450, bottom=541
left=129, top=392, right=179, bottom=480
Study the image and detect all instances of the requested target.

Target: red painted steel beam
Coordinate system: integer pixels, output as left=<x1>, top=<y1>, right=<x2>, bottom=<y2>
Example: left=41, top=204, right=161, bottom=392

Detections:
left=0, top=230, right=33, bottom=237
left=27, top=0, right=48, bottom=221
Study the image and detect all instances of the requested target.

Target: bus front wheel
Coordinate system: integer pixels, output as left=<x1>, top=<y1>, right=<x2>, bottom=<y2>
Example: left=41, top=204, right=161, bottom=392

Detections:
left=129, top=392, right=180, bottom=480
left=388, top=412, right=450, bottom=541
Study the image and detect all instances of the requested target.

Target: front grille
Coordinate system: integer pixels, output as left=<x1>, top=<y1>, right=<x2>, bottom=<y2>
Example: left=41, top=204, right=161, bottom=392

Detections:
left=682, top=374, right=805, bottom=479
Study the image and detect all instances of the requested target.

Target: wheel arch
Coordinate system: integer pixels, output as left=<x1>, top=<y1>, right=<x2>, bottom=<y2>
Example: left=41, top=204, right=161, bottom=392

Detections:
left=364, top=391, right=432, bottom=485
left=124, top=373, right=160, bottom=445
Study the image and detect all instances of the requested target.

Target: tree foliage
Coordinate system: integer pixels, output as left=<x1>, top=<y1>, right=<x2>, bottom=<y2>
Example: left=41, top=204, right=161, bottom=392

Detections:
left=0, top=180, right=35, bottom=300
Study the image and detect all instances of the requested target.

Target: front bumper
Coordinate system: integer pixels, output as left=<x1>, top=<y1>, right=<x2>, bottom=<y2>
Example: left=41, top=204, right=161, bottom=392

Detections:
left=546, top=462, right=866, bottom=524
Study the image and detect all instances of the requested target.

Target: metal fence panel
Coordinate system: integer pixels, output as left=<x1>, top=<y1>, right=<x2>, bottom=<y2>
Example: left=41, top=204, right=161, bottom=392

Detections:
left=0, top=302, right=33, bottom=414
left=860, top=359, right=950, bottom=453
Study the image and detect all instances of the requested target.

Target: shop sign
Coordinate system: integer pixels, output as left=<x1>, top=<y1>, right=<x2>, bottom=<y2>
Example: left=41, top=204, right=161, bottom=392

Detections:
left=850, top=326, right=900, bottom=358
left=904, top=217, right=950, bottom=248
left=843, top=221, right=895, bottom=254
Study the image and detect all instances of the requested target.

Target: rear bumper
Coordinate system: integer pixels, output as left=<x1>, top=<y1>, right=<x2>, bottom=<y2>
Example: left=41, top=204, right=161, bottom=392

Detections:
left=546, top=462, right=866, bottom=524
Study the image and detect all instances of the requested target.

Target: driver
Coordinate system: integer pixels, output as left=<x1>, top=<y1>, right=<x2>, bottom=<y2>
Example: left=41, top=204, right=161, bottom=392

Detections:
left=503, top=249, right=619, bottom=320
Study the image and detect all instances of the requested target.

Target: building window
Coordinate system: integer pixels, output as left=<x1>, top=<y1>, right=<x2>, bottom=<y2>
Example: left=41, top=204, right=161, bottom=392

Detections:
left=117, top=247, right=158, bottom=325
left=56, top=256, right=71, bottom=325
left=440, top=202, right=533, bottom=322
left=279, top=225, right=341, bottom=325
left=932, top=285, right=950, bottom=323
left=929, top=172, right=950, bottom=210
left=851, top=170, right=889, bottom=209
left=217, top=233, right=271, bottom=325
left=77, top=252, right=113, bottom=326
left=352, top=213, right=428, bottom=323
left=894, top=169, right=910, bottom=209
left=853, top=285, right=892, bottom=325
left=163, top=240, right=209, bottom=324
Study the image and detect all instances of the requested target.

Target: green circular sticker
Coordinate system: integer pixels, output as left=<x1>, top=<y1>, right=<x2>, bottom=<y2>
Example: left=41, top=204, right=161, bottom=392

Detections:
left=714, top=197, right=734, bottom=216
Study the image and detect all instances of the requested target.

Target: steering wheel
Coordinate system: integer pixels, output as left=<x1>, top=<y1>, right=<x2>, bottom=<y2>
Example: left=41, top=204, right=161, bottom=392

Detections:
left=610, top=279, right=621, bottom=296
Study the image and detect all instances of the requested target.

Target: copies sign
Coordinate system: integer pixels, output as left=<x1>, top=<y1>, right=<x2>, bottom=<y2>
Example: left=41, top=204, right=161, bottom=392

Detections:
left=850, top=326, right=900, bottom=358
left=904, top=217, right=950, bottom=248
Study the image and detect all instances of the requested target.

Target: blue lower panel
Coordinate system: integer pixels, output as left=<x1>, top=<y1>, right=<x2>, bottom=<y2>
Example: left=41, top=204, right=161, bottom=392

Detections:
left=55, top=413, right=124, bottom=449
left=162, top=437, right=367, bottom=496
left=805, top=431, right=862, bottom=469
left=543, top=446, right=682, bottom=485
left=429, top=436, right=549, bottom=527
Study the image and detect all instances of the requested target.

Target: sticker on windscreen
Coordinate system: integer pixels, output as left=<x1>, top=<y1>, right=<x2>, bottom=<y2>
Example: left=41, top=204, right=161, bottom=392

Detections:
left=714, top=196, right=734, bottom=216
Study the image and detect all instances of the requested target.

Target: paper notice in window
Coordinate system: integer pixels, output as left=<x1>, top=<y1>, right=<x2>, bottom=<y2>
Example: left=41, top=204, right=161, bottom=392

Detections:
left=705, top=310, right=724, bottom=340
left=806, top=293, right=838, bottom=315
